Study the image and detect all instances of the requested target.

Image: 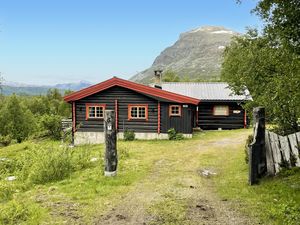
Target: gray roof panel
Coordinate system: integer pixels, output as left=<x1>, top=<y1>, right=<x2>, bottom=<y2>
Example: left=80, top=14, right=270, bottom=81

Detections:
left=161, top=82, right=252, bottom=101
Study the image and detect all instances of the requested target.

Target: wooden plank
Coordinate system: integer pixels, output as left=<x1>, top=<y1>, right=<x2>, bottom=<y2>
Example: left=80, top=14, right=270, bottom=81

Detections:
left=288, top=133, right=300, bottom=167
left=265, top=131, right=275, bottom=175
left=269, top=132, right=281, bottom=174
left=279, top=135, right=291, bottom=168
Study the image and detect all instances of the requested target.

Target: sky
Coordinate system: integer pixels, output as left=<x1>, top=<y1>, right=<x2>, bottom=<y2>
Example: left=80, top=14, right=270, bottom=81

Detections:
left=0, top=0, right=261, bottom=85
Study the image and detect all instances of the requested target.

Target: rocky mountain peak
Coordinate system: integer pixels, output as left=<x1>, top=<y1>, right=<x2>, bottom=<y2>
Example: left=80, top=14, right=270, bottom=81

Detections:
left=130, top=26, right=239, bottom=83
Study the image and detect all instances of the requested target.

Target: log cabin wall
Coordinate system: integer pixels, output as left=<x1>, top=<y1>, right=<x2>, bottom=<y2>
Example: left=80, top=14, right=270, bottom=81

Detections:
left=198, top=101, right=245, bottom=129
left=75, top=86, right=159, bottom=133
left=160, top=103, right=194, bottom=134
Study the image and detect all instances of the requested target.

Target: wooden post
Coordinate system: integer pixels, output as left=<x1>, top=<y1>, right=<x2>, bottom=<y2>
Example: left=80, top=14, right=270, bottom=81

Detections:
left=249, top=107, right=266, bottom=185
left=104, top=110, right=118, bottom=177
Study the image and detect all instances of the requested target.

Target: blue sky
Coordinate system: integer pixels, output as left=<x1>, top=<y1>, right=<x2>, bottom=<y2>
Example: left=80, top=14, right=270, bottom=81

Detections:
left=0, top=0, right=261, bottom=85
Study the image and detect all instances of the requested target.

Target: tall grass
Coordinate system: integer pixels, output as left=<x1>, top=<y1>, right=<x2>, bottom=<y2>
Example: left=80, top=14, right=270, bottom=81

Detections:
left=0, top=144, right=94, bottom=186
left=0, top=200, right=43, bottom=225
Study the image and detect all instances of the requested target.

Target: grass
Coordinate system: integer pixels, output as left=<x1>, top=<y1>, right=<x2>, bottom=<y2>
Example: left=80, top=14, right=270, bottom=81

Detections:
left=196, top=133, right=300, bottom=225
left=0, top=129, right=299, bottom=224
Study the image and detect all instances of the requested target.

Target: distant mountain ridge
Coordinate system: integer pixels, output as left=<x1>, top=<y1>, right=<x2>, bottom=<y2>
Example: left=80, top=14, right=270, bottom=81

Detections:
left=130, top=26, right=239, bottom=83
left=1, top=80, right=93, bottom=96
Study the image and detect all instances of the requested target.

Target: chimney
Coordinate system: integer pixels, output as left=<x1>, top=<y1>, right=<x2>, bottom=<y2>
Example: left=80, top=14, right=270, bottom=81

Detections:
left=154, top=70, right=163, bottom=89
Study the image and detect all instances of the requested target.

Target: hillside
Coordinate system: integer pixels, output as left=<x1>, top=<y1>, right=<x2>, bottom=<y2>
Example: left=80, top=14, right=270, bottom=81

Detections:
left=130, top=26, right=239, bottom=83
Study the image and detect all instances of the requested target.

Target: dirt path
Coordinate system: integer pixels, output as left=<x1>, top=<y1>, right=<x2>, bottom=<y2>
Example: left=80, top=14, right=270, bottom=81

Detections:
left=94, top=131, right=257, bottom=225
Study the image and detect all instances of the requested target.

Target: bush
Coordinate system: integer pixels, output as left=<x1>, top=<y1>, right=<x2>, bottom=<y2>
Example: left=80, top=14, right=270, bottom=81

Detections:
left=245, top=135, right=253, bottom=164
left=23, top=146, right=73, bottom=184
left=15, top=145, right=93, bottom=185
left=40, top=114, right=62, bottom=140
left=167, top=128, right=184, bottom=140
left=124, top=129, right=135, bottom=141
left=0, top=135, right=12, bottom=147
left=0, top=200, right=42, bottom=225
left=167, top=128, right=177, bottom=140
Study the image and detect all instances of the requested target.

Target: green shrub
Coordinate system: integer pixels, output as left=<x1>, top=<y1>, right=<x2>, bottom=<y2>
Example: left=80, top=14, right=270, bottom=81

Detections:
left=167, top=128, right=184, bottom=140
left=40, top=114, right=62, bottom=140
left=124, top=129, right=135, bottom=141
left=15, top=145, right=93, bottom=185
left=167, top=128, right=177, bottom=140
left=24, top=146, right=73, bottom=184
left=0, top=135, right=12, bottom=146
left=244, top=134, right=253, bottom=164
left=0, top=200, right=42, bottom=225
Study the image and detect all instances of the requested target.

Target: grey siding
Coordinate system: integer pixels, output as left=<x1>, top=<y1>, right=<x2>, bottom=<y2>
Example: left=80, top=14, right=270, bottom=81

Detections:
left=160, top=103, right=194, bottom=134
left=198, top=102, right=245, bottom=129
left=75, top=86, right=158, bottom=133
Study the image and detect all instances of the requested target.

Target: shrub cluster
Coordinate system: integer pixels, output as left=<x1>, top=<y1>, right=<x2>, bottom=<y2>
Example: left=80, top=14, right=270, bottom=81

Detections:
left=1, top=145, right=93, bottom=186
left=0, top=90, right=71, bottom=146
left=124, top=129, right=135, bottom=141
left=167, top=128, right=184, bottom=140
left=0, top=135, right=12, bottom=147
left=0, top=200, right=42, bottom=225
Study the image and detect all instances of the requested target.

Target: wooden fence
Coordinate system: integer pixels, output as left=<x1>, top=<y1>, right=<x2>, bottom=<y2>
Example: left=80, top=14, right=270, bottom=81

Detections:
left=248, top=107, right=300, bottom=185
left=265, top=130, right=300, bottom=175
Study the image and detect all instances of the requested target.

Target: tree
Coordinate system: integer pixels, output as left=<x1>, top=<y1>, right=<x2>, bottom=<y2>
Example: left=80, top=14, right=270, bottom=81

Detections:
left=222, top=1, right=300, bottom=134
left=162, top=70, right=180, bottom=82
left=253, top=0, right=300, bottom=54
left=0, top=95, right=36, bottom=142
left=222, top=30, right=300, bottom=134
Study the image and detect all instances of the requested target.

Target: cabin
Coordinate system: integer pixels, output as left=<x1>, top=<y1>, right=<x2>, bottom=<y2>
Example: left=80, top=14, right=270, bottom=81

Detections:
left=161, top=82, right=252, bottom=130
left=64, top=77, right=200, bottom=145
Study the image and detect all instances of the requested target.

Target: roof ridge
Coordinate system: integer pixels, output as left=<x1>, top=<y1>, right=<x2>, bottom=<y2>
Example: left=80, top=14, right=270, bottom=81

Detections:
left=64, top=77, right=200, bottom=105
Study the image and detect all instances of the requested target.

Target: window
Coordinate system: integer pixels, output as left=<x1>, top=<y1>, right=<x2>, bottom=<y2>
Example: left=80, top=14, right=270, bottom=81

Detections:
left=128, top=105, right=148, bottom=120
left=213, top=105, right=229, bottom=116
left=169, top=105, right=181, bottom=116
left=85, top=104, right=105, bottom=120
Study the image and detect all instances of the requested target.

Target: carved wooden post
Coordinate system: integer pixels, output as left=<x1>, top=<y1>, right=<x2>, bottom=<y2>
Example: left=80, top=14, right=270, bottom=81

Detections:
left=249, top=107, right=266, bottom=185
left=104, top=110, right=118, bottom=176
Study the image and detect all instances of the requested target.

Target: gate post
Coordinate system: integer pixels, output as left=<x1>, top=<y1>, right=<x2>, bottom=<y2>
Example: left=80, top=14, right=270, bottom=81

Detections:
left=104, top=110, right=118, bottom=176
left=249, top=107, right=266, bottom=185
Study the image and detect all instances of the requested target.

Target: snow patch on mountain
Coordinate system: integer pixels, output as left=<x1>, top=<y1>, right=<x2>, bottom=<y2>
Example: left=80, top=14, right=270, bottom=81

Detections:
left=211, top=30, right=234, bottom=34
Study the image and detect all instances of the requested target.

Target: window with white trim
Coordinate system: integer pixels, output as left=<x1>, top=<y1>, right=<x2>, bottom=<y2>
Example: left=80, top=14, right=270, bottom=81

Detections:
left=213, top=105, right=229, bottom=116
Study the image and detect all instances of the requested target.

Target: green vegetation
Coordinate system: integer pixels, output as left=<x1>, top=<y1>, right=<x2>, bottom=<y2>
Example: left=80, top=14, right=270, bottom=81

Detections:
left=0, top=129, right=299, bottom=224
left=222, top=0, right=300, bottom=135
left=204, top=142, right=300, bottom=225
left=123, top=129, right=135, bottom=141
left=167, top=128, right=184, bottom=140
left=0, top=89, right=71, bottom=144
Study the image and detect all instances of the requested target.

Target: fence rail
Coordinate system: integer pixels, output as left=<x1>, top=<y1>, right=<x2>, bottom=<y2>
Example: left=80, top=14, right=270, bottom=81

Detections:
left=265, top=130, right=300, bottom=175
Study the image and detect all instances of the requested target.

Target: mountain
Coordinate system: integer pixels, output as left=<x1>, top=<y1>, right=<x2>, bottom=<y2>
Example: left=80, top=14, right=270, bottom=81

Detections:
left=130, top=26, right=239, bottom=83
left=1, top=80, right=93, bottom=96
left=53, top=80, right=92, bottom=91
